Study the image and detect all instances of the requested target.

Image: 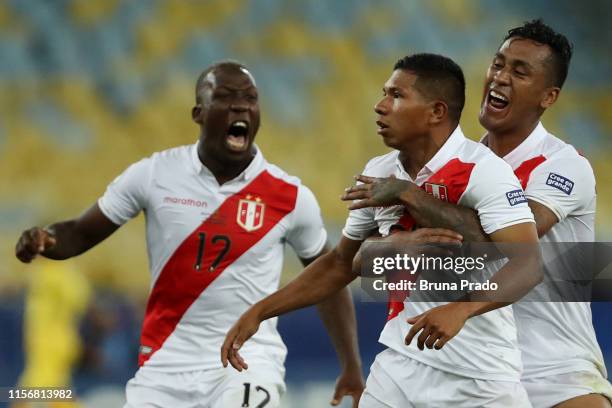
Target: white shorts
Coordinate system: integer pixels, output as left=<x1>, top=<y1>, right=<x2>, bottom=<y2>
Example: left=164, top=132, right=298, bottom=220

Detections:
left=124, top=362, right=285, bottom=408
left=359, top=348, right=531, bottom=408
left=523, top=370, right=612, bottom=408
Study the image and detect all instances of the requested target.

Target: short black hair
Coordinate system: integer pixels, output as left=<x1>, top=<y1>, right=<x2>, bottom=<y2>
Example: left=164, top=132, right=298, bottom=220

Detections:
left=504, top=19, right=573, bottom=88
left=195, top=60, right=248, bottom=104
left=393, top=53, right=465, bottom=124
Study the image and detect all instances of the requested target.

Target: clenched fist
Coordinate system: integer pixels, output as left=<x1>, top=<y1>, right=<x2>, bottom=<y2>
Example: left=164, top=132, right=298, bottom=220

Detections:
left=15, top=227, right=57, bottom=263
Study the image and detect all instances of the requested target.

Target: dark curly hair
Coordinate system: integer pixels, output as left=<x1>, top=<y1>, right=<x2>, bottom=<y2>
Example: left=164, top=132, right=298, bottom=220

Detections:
left=394, top=53, right=465, bottom=124
left=504, top=19, right=573, bottom=88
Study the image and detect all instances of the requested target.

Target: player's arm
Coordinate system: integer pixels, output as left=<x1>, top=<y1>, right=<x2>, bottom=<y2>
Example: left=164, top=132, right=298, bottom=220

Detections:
left=401, top=154, right=544, bottom=351
left=221, top=236, right=362, bottom=371
left=16, top=157, right=151, bottom=263
left=343, top=175, right=559, bottom=239
left=449, top=221, right=542, bottom=313
left=403, top=221, right=542, bottom=351
left=527, top=198, right=558, bottom=236
left=302, top=245, right=364, bottom=407
left=342, top=176, right=489, bottom=242
left=398, top=186, right=558, bottom=239
left=15, top=203, right=119, bottom=262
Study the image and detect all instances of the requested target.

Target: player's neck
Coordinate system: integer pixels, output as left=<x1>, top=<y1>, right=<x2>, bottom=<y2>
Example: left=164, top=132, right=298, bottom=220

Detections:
left=198, top=149, right=254, bottom=185
left=485, top=120, right=539, bottom=158
left=398, top=126, right=452, bottom=179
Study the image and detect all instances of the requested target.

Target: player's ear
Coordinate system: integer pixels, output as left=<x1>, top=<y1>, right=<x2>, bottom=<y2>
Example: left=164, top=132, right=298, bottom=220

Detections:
left=192, top=104, right=203, bottom=124
left=429, top=101, right=448, bottom=125
left=540, top=87, right=560, bottom=109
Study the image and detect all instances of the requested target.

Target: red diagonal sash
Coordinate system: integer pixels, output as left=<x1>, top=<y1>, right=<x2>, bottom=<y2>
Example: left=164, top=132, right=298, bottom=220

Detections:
left=139, top=170, right=298, bottom=366
left=514, top=155, right=546, bottom=189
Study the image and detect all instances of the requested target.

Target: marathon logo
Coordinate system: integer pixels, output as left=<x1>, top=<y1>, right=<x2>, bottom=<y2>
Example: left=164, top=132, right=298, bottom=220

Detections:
left=506, top=189, right=527, bottom=206
left=164, top=196, right=208, bottom=207
left=546, top=173, right=574, bottom=195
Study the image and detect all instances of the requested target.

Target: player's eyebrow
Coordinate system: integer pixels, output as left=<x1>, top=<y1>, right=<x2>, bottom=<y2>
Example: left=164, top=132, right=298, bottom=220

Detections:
left=511, top=59, right=533, bottom=70
left=495, top=52, right=534, bottom=70
left=383, top=86, right=402, bottom=94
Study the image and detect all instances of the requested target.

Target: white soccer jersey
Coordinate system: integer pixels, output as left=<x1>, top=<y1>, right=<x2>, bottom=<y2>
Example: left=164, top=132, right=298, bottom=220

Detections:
left=495, top=122, right=608, bottom=380
left=343, top=126, right=535, bottom=381
left=98, top=142, right=327, bottom=372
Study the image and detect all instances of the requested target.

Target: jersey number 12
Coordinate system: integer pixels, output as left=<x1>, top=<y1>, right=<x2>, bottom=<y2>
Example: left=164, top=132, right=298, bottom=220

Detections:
left=194, top=232, right=231, bottom=272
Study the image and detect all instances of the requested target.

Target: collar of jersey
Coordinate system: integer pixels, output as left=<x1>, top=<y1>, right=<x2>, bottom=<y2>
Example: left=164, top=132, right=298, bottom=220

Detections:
left=190, top=142, right=264, bottom=182
left=394, top=124, right=465, bottom=184
left=500, top=122, right=547, bottom=169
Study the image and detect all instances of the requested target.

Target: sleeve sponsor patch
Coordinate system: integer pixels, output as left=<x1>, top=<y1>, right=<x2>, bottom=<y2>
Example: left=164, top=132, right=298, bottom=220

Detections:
left=546, top=172, right=574, bottom=195
left=506, top=189, right=527, bottom=206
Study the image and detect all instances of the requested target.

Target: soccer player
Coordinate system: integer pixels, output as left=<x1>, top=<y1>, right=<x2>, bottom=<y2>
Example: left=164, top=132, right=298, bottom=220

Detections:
left=222, top=54, right=543, bottom=407
left=344, top=20, right=612, bottom=408
left=14, top=61, right=365, bottom=408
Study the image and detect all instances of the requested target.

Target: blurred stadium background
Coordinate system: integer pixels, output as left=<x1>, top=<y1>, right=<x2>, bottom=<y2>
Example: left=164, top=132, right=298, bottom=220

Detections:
left=1, top=0, right=611, bottom=407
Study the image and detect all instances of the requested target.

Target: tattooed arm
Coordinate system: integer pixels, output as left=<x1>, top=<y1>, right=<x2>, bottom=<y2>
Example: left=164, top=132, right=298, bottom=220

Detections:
left=342, top=176, right=490, bottom=242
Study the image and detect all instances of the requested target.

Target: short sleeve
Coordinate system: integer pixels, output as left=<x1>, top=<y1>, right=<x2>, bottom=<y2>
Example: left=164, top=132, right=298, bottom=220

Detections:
left=341, top=206, right=378, bottom=241
left=285, top=184, right=328, bottom=259
left=341, top=161, right=379, bottom=241
left=98, top=158, right=151, bottom=225
left=524, top=156, right=595, bottom=221
left=461, top=156, right=535, bottom=234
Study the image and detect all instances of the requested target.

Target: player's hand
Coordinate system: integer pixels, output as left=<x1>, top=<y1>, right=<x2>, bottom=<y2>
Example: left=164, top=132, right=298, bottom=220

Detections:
left=15, top=227, right=57, bottom=263
left=341, top=175, right=414, bottom=209
left=405, top=303, right=471, bottom=351
left=221, top=307, right=261, bottom=371
left=331, top=366, right=364, bottom=407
